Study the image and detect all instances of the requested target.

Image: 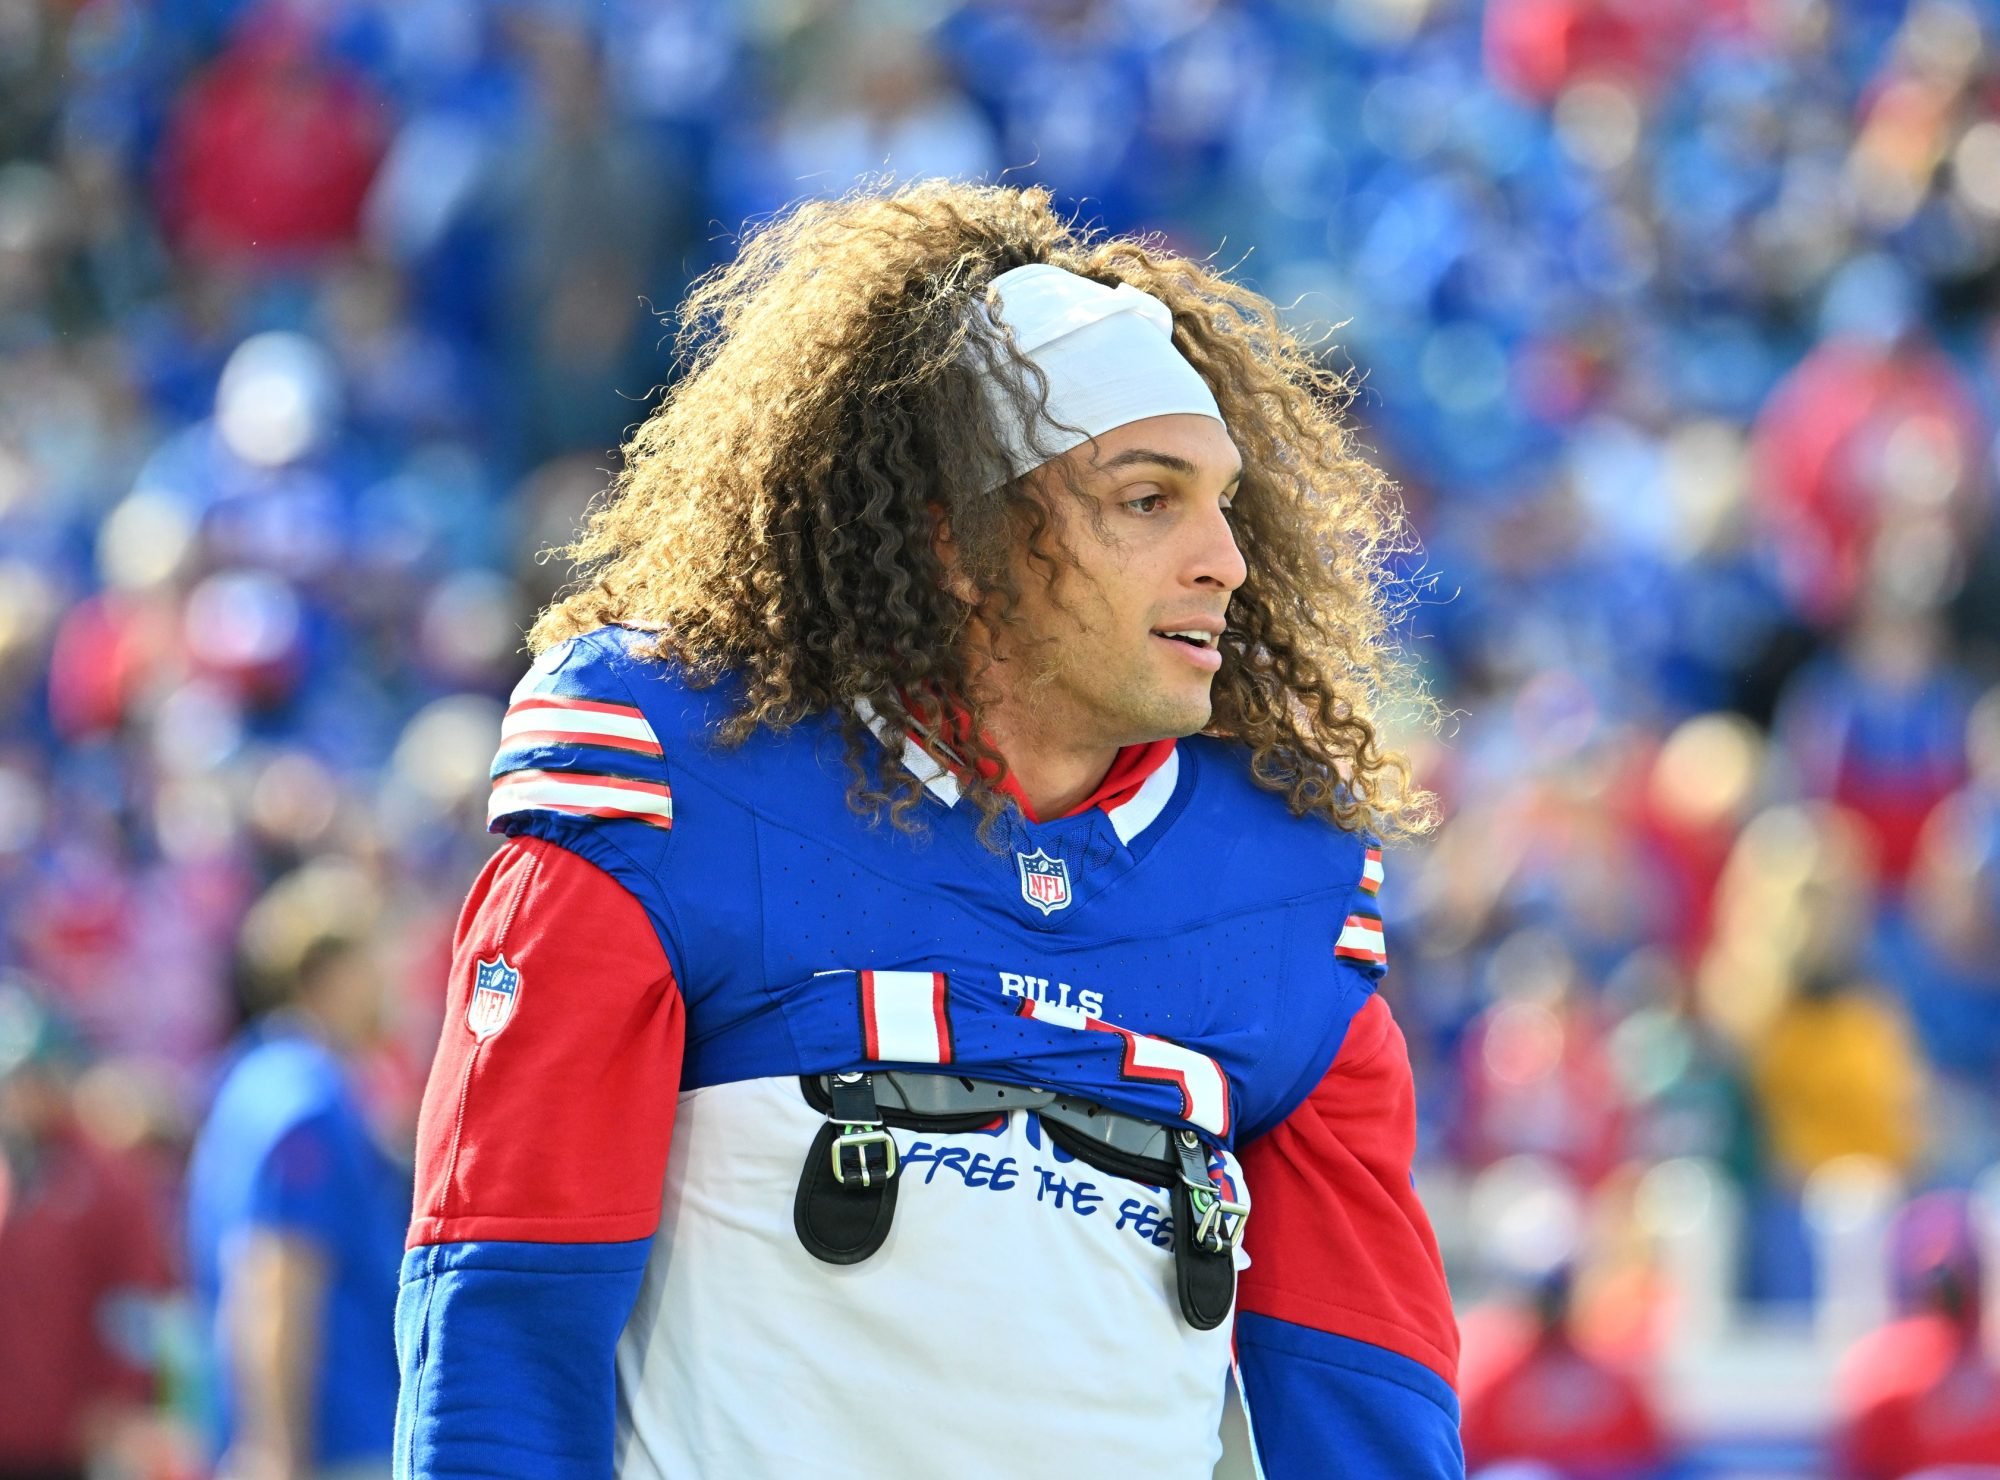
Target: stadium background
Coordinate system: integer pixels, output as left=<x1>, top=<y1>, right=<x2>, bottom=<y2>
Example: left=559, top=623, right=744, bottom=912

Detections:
left=3, top=0, right=2000, bottom=1474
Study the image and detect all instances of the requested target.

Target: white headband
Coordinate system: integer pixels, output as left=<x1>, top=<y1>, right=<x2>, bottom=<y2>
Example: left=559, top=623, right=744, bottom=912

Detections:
left=973, top=263, right=1224, bottom=485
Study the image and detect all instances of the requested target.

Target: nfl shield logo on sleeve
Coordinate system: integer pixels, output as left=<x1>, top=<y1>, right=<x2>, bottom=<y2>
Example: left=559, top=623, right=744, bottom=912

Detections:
left=1016, top=848, right=1072, bottom=916
left=468, top=954, right=522, bottom=1041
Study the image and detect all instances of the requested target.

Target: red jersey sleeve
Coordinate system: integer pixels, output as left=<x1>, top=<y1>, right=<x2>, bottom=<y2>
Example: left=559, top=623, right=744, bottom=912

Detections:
left=1239, top=991, right=1460, bottom=1381
left=1233, top=991, right=1464, bottom=1478
left=408, top=835, right=685, bottom=1248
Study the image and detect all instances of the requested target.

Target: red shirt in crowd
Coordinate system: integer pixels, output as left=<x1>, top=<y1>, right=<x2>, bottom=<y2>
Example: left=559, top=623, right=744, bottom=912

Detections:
left=156, top=14, right=386, bottom=263
left=1460, top=1316, right=1668, bottom=1477
left=0, top=1128, right=172, bottom=1468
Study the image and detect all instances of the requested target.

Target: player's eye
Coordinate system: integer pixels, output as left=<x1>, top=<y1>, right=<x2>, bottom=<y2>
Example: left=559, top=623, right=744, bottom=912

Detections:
left=1125, top=490, right=1169, bottom=515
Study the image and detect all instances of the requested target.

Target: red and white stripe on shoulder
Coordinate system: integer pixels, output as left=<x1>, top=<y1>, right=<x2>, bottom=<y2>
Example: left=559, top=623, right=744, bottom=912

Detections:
left=500, top=695, right=663, bottom=756
left=1335, top=913, right=1386, bottom=967
left=1360, top=845, right=1384, bottom=896
left=488, top=769, right=673, bottom=830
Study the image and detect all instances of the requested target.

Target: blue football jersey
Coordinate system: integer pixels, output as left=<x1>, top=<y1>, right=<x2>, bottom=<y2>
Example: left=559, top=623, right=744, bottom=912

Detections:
left=397, top=626, right=1461, bottom=1480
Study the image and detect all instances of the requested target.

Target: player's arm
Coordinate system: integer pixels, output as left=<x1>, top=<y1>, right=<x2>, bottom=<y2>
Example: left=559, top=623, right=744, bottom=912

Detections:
left=1234, top=860, right=1464, bottom=1479
left=396, top=836, right=684, bottom=1480
left=398, top=637, right=686, bottom=1480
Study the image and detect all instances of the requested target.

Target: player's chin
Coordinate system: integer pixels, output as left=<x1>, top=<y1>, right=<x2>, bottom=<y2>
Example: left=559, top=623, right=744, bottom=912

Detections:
left=1128, top=684, right=1214, bottom=741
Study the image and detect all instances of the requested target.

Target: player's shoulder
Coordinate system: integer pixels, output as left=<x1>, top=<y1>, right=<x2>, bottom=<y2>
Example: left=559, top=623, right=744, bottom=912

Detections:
left=511, top=624, right=745, bottom=744
left=1178, top=735, right=1389, bottom=978
left=488, top=625, right=705, bottom=846
left=1177, top=734, right=1381, bottom=889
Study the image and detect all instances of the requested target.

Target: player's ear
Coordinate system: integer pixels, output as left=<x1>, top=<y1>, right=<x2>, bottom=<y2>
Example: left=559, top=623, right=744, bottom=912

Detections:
left=929, top=504, right=980, bottom=606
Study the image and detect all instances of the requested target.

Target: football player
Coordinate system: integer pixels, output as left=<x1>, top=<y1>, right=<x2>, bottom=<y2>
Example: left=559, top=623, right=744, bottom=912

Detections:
left=396, top=181, right=1460, bottom=1479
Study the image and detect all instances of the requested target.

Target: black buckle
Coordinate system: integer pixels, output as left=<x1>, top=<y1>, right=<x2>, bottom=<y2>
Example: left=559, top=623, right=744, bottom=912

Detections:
left=828, top=1071, right=899, bottom=1186
left=1170, top=1129, right=1245, bottom=1330
left=794, top=1071, right=901, bottom=1265
left=1173, top=1128, right=1248, bottom=1255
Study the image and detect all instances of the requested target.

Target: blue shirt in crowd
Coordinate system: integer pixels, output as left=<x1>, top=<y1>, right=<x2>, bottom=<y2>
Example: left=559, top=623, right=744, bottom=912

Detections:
left=186, top=1020, right=409, bottom=1469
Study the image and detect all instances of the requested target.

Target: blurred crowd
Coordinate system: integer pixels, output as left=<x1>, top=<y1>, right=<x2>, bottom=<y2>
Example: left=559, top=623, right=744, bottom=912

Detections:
left=5, top=0, right=2000, bottom=1474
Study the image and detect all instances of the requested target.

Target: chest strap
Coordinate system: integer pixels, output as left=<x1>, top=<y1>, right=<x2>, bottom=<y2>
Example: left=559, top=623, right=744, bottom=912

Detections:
left=791, top=1070, right=1246, bottom=1329
left=792, top=1072, right=902, bottom=1265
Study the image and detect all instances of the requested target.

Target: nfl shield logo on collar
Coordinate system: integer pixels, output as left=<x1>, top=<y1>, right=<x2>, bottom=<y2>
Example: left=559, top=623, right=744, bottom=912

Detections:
left=1017, top=848, right=1072, bottom=916
left=468, top=954, right=522, bottom=1041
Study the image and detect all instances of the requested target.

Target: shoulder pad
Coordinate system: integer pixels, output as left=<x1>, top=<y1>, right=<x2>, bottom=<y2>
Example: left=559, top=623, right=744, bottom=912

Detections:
left=488, top=630, right=673, bottom=835
left=1179, top=740, right=1390, bottom=979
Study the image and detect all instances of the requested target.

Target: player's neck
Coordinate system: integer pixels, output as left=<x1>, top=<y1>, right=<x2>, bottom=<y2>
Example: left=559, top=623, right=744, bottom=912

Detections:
left=975, top=698, right=1119, bottom=822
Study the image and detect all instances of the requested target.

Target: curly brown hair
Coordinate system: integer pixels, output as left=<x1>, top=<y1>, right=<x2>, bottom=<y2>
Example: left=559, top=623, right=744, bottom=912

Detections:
left=532, top=180, right=1435, bottom=843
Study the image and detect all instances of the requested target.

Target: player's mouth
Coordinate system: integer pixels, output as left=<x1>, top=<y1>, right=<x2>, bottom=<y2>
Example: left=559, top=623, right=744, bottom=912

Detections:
left=1150, top=624, right=1224, bottom=673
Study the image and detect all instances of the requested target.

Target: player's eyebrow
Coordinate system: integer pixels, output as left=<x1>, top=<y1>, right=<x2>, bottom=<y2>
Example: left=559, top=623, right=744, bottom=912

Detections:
left=1098, top=448, right=1245, bottom=485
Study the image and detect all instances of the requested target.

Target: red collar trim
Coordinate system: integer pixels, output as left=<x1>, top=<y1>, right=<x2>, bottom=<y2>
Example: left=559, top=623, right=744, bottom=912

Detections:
left=994, top=737, right=1179, bottom=824
left=895, top=691, right=1179, bottom=824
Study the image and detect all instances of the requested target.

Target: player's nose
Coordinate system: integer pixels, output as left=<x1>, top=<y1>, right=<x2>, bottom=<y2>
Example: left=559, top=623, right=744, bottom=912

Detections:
left=1189, top=498, right=1247, bottom=593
